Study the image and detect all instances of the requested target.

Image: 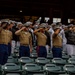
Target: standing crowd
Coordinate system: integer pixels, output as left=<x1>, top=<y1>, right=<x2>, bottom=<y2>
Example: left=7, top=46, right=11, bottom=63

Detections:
left=0, top=19, right=75, bottom=65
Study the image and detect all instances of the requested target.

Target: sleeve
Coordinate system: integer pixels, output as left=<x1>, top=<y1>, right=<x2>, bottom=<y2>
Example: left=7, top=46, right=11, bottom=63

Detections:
left=15, top=31, right=21, bottom=35
left=34, top=32, right=39, bottom=36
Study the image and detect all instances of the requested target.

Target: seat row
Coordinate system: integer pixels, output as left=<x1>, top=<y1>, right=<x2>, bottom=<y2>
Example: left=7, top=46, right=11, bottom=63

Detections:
left=1, top=62, right=75, bottom=75
left=7, top=56, right=75, bottom=65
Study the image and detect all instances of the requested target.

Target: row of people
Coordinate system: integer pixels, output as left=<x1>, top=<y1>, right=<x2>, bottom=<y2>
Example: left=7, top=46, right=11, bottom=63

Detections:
left=0, top=19, right=75, bottom=65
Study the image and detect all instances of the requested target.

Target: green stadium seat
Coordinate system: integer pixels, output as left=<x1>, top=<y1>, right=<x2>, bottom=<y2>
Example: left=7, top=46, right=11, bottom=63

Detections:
left=7, top=56, right=18, bottom=64
left=30, top=53, right=37, bottom=58
left=35, top=57, right=50, bottom=69
left=63, top=64, right=75, bottom=74
left=43, top=64, right=65, bottom=75
left=68, top=58, right=75, bottom=65
left=35, top=57, right=50, bottom=64
left=52, top=58, right=66, bottom=65
left=62, top=55, right=69, bottom=61
left=30, top=53, right=38, bottom=61
left=52, top=58, right=66, bottom=70
left=18, top=57, right=34, bottom=64
left=18, top=57, right=34, bottom=70
left=13, top=47, right=19, bottom=58
left=0, top=65, right=2, bottom=75
left=2, top=63, right=23, bottom=75
left=7, top=56, right=14, bottom=63
left=23, top=63, right=44, bottom=75
left=71, top=55, right=75, bottom=58
left=47, top=53, right=53, bottom=59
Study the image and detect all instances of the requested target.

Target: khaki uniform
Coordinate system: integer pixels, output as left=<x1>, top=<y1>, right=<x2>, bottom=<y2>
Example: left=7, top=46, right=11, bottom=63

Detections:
left=16, top=30, right=32, bottom=45
left=0, top=29, right=12, bottom=65
left=35, top=32, right=47, bottom=46
left=52, top=34, right=62, bottom=47
left=52, top=34, right=62, bottom=58
left=0, top=29, right=12, bottom=45
left=35, top=32, right=47, bottom=57
left=15, top=30, right=32, bottom=57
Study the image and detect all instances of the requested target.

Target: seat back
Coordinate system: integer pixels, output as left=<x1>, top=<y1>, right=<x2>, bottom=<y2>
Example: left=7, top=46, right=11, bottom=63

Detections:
left=7, top=56, right=14, bottom=63
left=30, top=53, right=37, bottom=58
left=6, top=73, right=20, bottom=75
left=43, top=64, right=61, bottom=71
left=63, top=64, right=75, bottom=72
left=18, top=57, right=34, bottom=64
left=23, top=63, right=41, bottom=71
left=62, top=55, right=69, bottom=60
left=68, top=58, right=75, bottom=64
left=35, top=57, right=50, bottom=64
left=23, top=63, right=44, bottom=75
left=52, top=58, right=66, bottom=64
left=71, top=55, right=75, bottom=58
left=2, top=63, right=20, bottom=71
left=47, top=53, right=53, bottom=59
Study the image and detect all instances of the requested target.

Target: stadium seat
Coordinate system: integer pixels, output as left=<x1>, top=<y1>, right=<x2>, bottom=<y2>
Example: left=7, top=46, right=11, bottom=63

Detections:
left=68, top=58, right=75, bottom=65
left=35, top=57, right=50, bottom=69
left=43, top=64, right=65, bottom=75
left=13, top=47, right=19, bottom=58
left=63, top=64, right=75, bottom=74
left=35, top=57, right=50, bottom=64
left=18, top=57, right=34, bottom=70
left=2, top=63, right=23, bottom=75
left=7, top=56, right=18, bottom=64
left=62, top=54, right=69, bottom=61
left=52, top=58, right=66, bottom=65
left=23, top=63, right=44, bottom=75
left=47, top=53, right=53, bottom=59
left=30, top=53, right=38, bottom=61
left=0, top=65, right=2, bottom=75
left=52, top=58, right=66, bottom=70
left=7, top=56, right=14, bottom=63
left=71, top=55, right=75, bottom=58
left=30, top=53, right=37, bottom=58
